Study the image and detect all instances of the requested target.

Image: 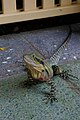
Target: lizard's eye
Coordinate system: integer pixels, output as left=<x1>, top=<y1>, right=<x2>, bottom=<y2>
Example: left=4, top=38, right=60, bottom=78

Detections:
left=33, top=55, right=44, bottom=65
left=42, top=70, right=44, bottom=72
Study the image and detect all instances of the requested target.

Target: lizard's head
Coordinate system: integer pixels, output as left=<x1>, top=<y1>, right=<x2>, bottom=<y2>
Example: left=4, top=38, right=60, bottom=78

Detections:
left=23, top=53, right=53, bottom=81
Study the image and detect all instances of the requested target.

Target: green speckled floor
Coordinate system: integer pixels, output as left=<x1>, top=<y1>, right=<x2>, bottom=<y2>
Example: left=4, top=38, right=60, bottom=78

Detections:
left=0, top=61, right=80, bottom=120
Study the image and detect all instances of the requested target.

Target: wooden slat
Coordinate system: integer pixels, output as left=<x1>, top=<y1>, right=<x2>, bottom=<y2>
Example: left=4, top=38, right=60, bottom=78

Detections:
left=61, top=0, right=71, bottom=6
left=53, top=0, right=55, bottom=7
left=0, top=4, right=80, bottom=24
left=23, top=0, right=36, bottom=11
left=2, top=0, right=16, bottom=14
left=43, top=0, right=54, bottom=9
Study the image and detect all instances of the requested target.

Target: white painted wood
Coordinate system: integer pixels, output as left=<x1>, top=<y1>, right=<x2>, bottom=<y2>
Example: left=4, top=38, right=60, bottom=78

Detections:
left=43, top=0, right=54, bottom=9
left=2, top=0, right=16, bottom=14
left=23, top=0, right=36, bottom=11
left=61, top=0, right=71, bottom=6
left=0, top=4, right=80, bottom=24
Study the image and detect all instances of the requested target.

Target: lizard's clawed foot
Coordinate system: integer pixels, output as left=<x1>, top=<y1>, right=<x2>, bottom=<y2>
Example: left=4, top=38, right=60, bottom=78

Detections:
left=43, top=80, right=58, bottom=104
left=43, top=91, right=58, bottom=104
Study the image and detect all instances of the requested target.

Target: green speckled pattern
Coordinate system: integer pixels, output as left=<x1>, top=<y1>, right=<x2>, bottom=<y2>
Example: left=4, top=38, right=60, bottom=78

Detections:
left=0, top=61, right=80, bottom=120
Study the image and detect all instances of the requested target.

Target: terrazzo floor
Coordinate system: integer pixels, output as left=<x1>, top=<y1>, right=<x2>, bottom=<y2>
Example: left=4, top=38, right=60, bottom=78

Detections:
left=0, top=62, right=80, bottom=120
left=0, top=23, right=80, bottom=78
left=0, top=23, right=80, bottom=120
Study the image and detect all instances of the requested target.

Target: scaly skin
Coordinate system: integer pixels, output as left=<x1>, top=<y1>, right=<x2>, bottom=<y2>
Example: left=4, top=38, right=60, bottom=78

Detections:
left=23, top=25, right=72, bottom=82
left=23, top=53, right=53, bottom=81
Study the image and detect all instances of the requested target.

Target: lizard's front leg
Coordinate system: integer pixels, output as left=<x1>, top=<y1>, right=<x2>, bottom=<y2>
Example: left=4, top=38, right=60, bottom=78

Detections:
left=43, top=78, right=58, bottom=104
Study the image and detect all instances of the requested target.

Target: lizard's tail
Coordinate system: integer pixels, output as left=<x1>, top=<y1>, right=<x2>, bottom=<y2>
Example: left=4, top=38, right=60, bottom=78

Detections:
left=50, top=25, right=72, bottom=65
